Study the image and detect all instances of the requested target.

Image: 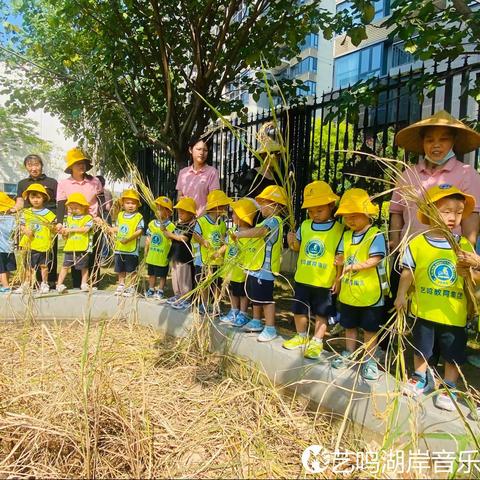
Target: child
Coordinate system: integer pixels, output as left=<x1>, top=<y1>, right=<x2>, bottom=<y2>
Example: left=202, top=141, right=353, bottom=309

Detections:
left=395, top=184, right=477, bottom=411
left=219, top=198, right=257, bottom=327
left=332, top=188, right=387, bottom=380
left=111, top=189, right=144, bottom=296
left=234, top=185, right=286, bottom=342
left=56, top=193, right=93, bottom=293
left=144, top=196, right=175, bottom=299
left=166, top=197, right=197, bottom=310
left=16, top=183, right=56, bottom=294
left=284, top=181, right=344, bottom=358
left=0, top=192, right=17, bottom=293
left=192, top=189, right=231, bottom=313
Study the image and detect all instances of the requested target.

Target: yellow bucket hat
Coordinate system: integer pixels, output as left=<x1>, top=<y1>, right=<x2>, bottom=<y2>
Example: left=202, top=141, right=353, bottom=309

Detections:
left=395, top=110, right=480, bottom=154
left=0, top=192, right=15, bottom=212
left=22, top=183, right=50, bottom=201
left=302, top=181, right=339, bottom=208
left=417, top=184, right=475, bottom=225
left=174, top=197, right=197, bottom=215
left=206, top=190, right=232, bottom=210
left=66, top=193, right=89, bottom=207
left=335, top=188, right=379, bottom=217
left=154, top=196, right=173, bottom=211
left=231, top=198, right=258, bottom=226
left=256, top=185, right=288, bottom=206
left=120, top=189, right=141, bottom=205
left=65, top=148, right=93, bottom=174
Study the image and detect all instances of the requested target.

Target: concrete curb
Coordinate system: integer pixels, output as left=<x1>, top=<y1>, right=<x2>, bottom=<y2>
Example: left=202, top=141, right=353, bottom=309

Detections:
left=1, top=290, right=478, bottom=452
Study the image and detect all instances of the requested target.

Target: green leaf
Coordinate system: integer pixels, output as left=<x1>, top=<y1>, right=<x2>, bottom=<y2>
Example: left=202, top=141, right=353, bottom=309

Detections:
left=348, top=26, right=368, bottom=46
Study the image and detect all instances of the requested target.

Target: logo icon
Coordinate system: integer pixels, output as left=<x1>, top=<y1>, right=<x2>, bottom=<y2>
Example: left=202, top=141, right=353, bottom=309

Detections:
left=211, top=231, right=221, bottom=246
left=428, top=259, right=457, bottom=287
left=152, top=234, right=162, bottom=245
left=120, top=225, right=129, bottom=234
left=305, top=239, right=325, bottom=259
left=227, top=245, right=238, bottom=258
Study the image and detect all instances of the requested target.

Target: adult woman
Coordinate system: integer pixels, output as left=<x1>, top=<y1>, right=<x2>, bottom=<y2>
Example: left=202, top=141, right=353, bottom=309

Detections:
left=176, top=137, right=220, bottom=215
left=56, top=148, right=102, bottom=288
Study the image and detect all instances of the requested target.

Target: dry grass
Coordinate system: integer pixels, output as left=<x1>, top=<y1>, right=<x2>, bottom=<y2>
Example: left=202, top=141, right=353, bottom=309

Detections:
left=0, top=319, right=360, bottom=478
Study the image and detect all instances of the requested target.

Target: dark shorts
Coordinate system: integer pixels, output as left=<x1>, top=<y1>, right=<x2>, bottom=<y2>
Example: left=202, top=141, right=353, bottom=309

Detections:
left=0, top=252, right=16, bottom=274
left=292, top=282, right=332, bottom=317
left=339, top=303, right=384, bottom=332
left=411, top=317, right=467, bottom=365
left=245, top=275, right=274, bottom=305
left=229, top=280, right=246, bottom=298
left=194, top=265, right=220, bottom=285
left=30, top=250, right=51, bottom=268
left=63, top=251, right=90, bottom=270
left=114, top=253, right=139, bottom=273
left=147, top=264, right=169, bottom=278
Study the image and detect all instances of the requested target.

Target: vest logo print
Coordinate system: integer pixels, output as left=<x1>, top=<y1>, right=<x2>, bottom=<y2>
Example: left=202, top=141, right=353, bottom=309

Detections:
left=152, top=234, right=162, bottom=245
left=428, top=259, right=457, bottom=287
left=305, top=239, right=325, bottom=259
left=33, top=223, right=41, bottom=231
left=120, top=225, right=129, bottom=234
left=227, top=245, right=238, bottom=258
left=211, top=231, right=221, bottom=246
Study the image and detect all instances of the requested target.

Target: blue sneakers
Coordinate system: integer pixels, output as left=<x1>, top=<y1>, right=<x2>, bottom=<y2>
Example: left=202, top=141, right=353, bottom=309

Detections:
left=232, top=312, right=251, bottom=327
left=257, top=326, right=278, bottom=342
left=0, top=287, right=12, bottom=293
left=219, top=308, right=239, bottom=325
left=242, top=319, right=263, bottom=332
left=145, top=288, right=156, bottom=298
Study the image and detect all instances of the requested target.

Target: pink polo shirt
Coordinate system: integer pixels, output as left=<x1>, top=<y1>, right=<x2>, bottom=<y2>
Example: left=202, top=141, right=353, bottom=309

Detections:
left=57, top=176, right=102, bottom=217
left=176, top=164, right=220, bottom=215
left=390, top=157, right=480, bottom=236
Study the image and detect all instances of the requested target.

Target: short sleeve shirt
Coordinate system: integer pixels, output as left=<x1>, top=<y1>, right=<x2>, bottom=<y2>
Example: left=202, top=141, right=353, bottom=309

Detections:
left=17, top=174, right=58, bottom=212
left=57, top=176, right=102, bottom=217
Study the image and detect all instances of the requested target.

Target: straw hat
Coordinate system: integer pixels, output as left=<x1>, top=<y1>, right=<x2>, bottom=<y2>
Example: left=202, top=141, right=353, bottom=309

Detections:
left=335, top=188, right=379, bottom=217
left=154, top=196, right=173, bottom=211
left=65, top=148, right=93, bottom=174
left=66, top=193, right=89, bottom=207
left=174, top=197, right=197, bottom=215
left=256, top=185, right=288, bottom=206
left=0, top=192, right=15, bottom=212
left=302, top=181, right=339, bottom=208
left=231, top=198, right=257, bottom=226
left=22, top=183, right=50, bottom=201
left=205, top=190, right=232, bottom=210
left=395, top=110, right=480, bottom=154
left=120, top=189, right=141, bottom=205
left=417, top=184, right=475, bottom=225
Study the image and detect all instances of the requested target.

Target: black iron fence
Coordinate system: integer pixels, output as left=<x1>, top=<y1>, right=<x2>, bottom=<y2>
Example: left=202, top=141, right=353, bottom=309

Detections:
left=136, top=57, right=480, bottom=223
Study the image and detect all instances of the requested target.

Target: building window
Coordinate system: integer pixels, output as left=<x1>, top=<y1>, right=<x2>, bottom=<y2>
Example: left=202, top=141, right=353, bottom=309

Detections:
left=334, top=43, right=384, bottom=88
left=296, top=80, right=317, bottom=97
left=300, top=33, right=319, bottom=50
left=336, top=0, right=389, bottom=22
left=390, top=42, right=416, bottom=68
left=291, top=56, right=318, bottom=77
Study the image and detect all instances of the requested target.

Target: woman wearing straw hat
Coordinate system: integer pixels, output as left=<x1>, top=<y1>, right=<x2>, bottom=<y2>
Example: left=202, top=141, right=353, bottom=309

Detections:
left=56, top=148, right=103, bottom=288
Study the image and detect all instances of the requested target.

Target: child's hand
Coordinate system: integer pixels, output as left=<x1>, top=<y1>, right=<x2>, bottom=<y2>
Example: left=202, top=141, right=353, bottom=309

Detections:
left=457, top=250, right=480, bottom=270
left=24, top=227, right=34, bottom=238
left=62, top=227, right=71, bottom=235
left=202, top=239, right=211, bottom=249
left=120, top=237, right=131, bottom=244
left=331, top=278, right=341, bottom=295
left=287, top=231, right=296, bottom=246
left=55, top=223, right=63, bottom=233
left=342, top=263, right=357, bottom=274
left=229, top=231, right=237, bottom=243
left=394, top=295, right=408, bottom=312
left=94, top=217, right=104, bottom=226
left=334, top=254, right=344, bottom=266
left=457, top=265, right=471, bottom=278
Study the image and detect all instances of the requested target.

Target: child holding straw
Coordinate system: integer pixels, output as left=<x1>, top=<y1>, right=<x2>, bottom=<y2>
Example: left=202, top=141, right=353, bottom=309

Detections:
left=144, top=196, right=175, bottom=300
left=395, top=184, right=478, bottom=411
left=111, top=189, right=144, bottom=297
left=219, top=198, right=257, bottom=327
left=16, top=183, right=56, bottom=294
left=0, top=192, right=17, bottom=293
left=233, top=185, right=286, bottom=342
left=56, top=193, right=94, bottom=293
left=332, top=188, right=388, bottom=380
left=284, top=181, right=343, bottom=359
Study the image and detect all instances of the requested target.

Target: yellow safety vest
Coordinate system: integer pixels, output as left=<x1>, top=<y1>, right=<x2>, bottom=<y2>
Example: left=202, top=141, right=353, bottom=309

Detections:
left=114, top=211, right=143, bottom=254
left=339, top=226, right=385, bottom=307
left=194, top=215, right=226, bottom=266
left=243, top=215, right=283, bottom=275
left=63, top=214, right=93, bottom=252
left=408, top=234, right=472, bottom=327
left=222, top=227, right=249, bottom=283
left=19, top=208, right=56, bottom=252
left=145, top=220, right=175, bottom=267
left=295, top=220, right=344, bottom=288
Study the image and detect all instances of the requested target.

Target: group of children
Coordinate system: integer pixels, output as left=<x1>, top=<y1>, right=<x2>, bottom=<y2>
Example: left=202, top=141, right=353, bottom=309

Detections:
left=0, top=174, right=477, bottom=412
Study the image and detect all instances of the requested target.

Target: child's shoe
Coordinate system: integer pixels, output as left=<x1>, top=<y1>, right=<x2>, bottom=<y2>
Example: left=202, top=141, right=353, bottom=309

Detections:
left=283, top=333, right=309, bottom=350
left=331, top=350, right=352, bottom=369
left=155, top=289, right=164, bottom=300
left=231, top=311, right=251, bottom=327
left=145, top=288, right=156, bottom=298
left=171, top=299, right=191, bottom=310
left=0, top=287, right=12, bottom=293
left=122, top=287, right=135, bottom=297
left=242, top=319, right=263, bottom=332
left=257, top=326, right=277, bottom=342
left=402, top=374, right=431, bottom=397
left=38, top=282, right=50, bottom=294
left=115, top=284, right=125, bottom=296
left=80, top=283, right=90, bottom=292
left=166, top=295, right=179, bottom=305
left=13, top=284, right=27, bottom=294
left=361, top=359, right=379, bottom=381
left=304, top=339, right=324, bottom=359
left=434, top=391, right=457, bottom=412
left=219, top=308, right=238, bottom=325
left=56, top=284, right=67, bottom=294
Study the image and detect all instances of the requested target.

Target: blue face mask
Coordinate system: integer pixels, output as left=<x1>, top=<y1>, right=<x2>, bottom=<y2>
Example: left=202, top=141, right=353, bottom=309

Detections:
left=425, top=149, right=456, bottom=166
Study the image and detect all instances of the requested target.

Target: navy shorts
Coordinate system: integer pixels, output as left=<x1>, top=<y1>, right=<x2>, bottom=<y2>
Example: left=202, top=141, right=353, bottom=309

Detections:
left=245, top=275, right=274, bottom=305
left=30, top=250, right=51, bottom=268
left=339, top=303, right=384, bottom=332
left=292, top=282, right=332, bottom=317
left=63, top=252, right=90, bottom=270
left=229, top=280, right=246, bottom=298
left=114, top=253, right=139, bottom=273
left=411, top=317, right=467, bottom=365
left=147, top=264, right=169, bottom=278
left=0, top=252, right=16, bottom=274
